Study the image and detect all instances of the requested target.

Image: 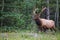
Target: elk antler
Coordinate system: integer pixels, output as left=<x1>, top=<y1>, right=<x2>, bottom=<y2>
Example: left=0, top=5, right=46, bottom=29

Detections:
left=33, top=7, right=46, bottom=15
left=33, top=8, right=39, bottom=15
left=40, top=7, right=47, bottom=14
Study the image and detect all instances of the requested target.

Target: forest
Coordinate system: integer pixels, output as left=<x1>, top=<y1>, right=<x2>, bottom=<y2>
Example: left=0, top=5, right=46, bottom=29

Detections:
left=0, top=0, right=60, bottom=40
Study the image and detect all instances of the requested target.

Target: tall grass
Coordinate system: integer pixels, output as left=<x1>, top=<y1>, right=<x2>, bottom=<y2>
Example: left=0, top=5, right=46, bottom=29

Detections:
left=0, top=31, right=60, bottom=40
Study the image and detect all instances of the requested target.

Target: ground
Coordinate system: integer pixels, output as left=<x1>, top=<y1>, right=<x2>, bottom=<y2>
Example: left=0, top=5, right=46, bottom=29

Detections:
left=0, top=31, right=60, bottom=40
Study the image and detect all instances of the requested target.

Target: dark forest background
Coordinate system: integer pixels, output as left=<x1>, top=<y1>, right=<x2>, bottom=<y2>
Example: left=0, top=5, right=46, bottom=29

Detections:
left=0, top=0, right=60, bottom=32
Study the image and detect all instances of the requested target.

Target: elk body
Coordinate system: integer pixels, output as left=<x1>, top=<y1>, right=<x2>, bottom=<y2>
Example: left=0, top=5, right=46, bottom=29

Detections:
left=33, top=8, right=56, bottom=32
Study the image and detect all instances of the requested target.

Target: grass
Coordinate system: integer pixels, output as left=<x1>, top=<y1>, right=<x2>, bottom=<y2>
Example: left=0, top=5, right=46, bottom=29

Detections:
left=0, top=31, right=60, bottom=40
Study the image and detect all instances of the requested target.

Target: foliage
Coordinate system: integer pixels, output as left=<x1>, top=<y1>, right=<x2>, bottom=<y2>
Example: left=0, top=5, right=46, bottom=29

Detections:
left=0, top=0, right=60, bottom=32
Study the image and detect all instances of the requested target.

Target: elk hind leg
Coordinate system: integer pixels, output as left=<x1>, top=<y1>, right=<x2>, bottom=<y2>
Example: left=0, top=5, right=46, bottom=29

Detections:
left=52, top=27, right=56, bottom=32
left=50, top=28, right=53, bottom=31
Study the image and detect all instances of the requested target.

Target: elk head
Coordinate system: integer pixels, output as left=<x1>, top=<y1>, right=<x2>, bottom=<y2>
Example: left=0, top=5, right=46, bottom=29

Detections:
left=33, top=8, right=40, bottom=19
left=33, top=7, right=47, bottom=19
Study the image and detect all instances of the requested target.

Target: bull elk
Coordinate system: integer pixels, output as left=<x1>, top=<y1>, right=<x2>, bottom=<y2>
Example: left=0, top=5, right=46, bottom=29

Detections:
left=33, top=7, right=56, bottom=32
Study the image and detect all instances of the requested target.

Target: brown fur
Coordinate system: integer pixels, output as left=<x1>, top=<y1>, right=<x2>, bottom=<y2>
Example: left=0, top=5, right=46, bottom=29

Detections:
left=40, top=18, right=56, bottom=32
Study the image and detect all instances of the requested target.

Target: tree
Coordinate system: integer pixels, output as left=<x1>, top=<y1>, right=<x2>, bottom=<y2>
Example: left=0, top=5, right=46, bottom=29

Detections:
left=46, top=0, right=50, bottom=20
left=56, top=0, right=59, bottom=27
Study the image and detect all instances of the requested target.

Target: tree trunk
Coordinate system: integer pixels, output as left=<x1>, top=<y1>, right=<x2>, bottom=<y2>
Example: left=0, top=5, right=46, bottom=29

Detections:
left=56, top=0, right=59, bottom=27
left=47, top=0, right=50, bottom=20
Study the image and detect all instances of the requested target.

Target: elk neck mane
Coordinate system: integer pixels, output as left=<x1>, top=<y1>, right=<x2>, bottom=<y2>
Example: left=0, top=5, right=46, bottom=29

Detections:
left=34, top=18, right=42, bottom=26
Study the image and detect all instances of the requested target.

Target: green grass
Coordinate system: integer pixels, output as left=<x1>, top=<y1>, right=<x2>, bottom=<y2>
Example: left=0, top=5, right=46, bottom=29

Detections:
left=0, top=31, right=60, bottom=40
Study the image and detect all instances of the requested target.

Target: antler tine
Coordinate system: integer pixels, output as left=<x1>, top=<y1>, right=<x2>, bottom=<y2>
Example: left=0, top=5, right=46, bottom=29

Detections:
left=33, top=8, right=39, bottom=14
left=40, top=7, right=47, bottom=15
